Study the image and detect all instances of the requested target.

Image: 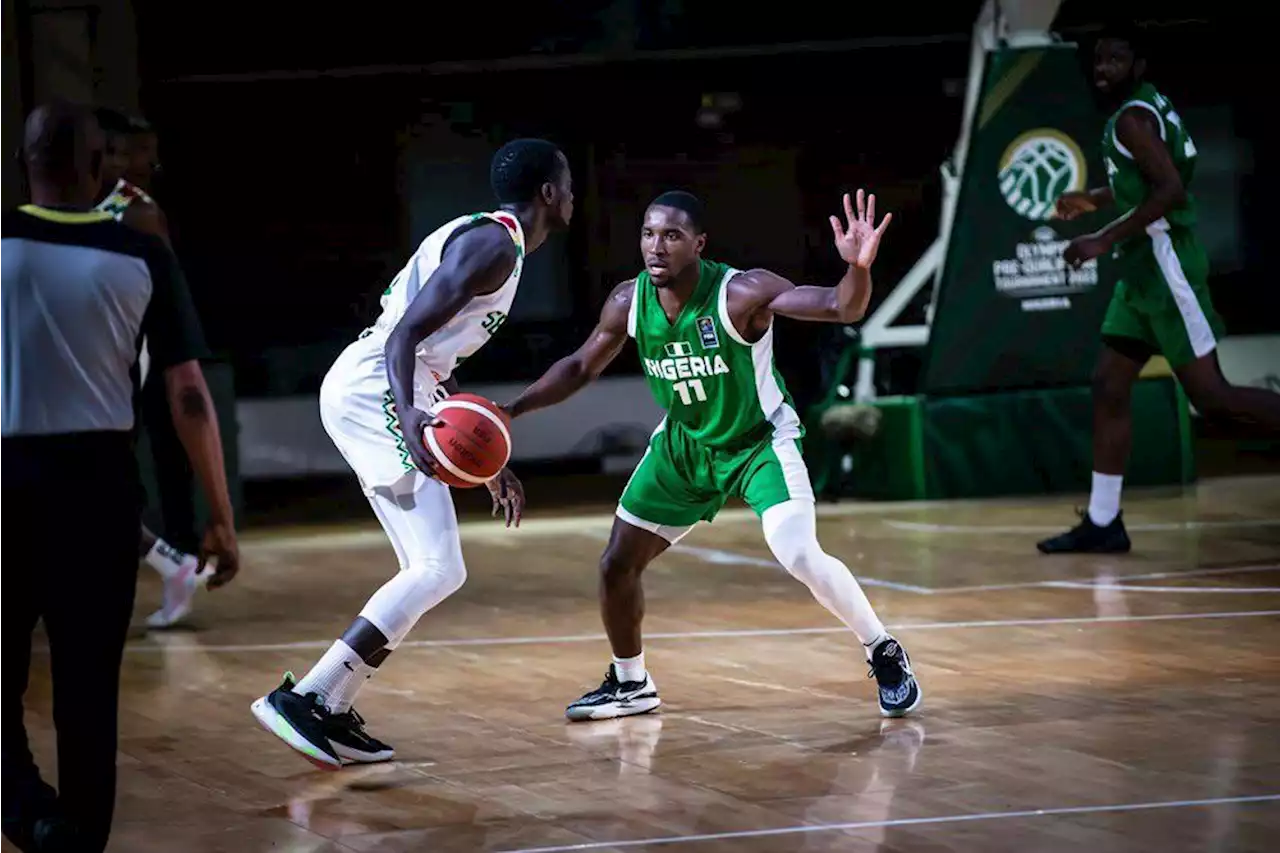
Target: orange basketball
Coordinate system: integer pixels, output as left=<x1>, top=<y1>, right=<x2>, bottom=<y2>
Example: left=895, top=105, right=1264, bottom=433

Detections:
left=421, top=393, right=512, bottom=488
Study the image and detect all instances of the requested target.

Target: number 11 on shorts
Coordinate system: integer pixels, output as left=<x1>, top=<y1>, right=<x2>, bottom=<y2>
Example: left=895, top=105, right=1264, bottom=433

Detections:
left=673, top=379, right=707, bottom=405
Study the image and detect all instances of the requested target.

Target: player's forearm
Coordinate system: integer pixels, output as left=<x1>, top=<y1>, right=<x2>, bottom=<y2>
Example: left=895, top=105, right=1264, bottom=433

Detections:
left=1097, top=182, right=1184, bottom=246
left=1088, top=187, right=1115, bottom=208
left=506, top=357, right=592, bottom=418
left=168, top=375, right=234, bottom=525
left=832, top=264, right=872, bottom=323
left=384, top=329, right=421, bottom=415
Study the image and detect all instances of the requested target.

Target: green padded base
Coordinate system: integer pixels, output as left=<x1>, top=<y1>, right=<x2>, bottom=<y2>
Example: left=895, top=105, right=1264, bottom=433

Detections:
left=808, top=377, right=1194, bottom=501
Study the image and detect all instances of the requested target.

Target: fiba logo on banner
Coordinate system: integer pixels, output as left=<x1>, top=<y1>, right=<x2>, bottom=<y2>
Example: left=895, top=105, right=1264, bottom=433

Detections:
left=997, top=129, right=1087, bottom=220
left=991, top=128, right=1097, bottom=311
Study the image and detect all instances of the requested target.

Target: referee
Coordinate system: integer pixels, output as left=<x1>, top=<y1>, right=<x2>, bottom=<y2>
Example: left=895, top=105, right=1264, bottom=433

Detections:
left=2, top=102, right=240, bottom=852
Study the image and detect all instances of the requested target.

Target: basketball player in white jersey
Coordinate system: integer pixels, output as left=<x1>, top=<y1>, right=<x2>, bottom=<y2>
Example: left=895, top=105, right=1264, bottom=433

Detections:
left=251, top=139, right=574, bottom=769
left=94, top=107, right=216, bottom=628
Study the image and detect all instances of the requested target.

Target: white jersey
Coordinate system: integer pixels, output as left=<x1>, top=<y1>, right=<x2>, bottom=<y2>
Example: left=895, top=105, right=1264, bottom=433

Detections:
left=370, top=210, right=525, bottom=388
left=319, top=210, right=526, bottom=492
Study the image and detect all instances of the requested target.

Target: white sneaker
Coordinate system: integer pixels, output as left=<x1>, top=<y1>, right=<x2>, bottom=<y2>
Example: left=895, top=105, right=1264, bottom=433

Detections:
left=146, top=554, right=208, bottom=628
left=566, top=665, right=661, bottom=722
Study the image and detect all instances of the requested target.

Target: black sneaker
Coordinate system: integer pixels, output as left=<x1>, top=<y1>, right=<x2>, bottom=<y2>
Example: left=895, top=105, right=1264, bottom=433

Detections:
left=250, top=673, right=342, bottom=770
left=325, top=707, right=395, bottom=765
left=566, top=665, right=661, bottom=722
left=868, top=637, right=922, bottom=718
left=32, top=815, right=81, bottom=852
left=2, top=776, right=58, bottom=851
left=1037, top=509, right=1131, bottom=554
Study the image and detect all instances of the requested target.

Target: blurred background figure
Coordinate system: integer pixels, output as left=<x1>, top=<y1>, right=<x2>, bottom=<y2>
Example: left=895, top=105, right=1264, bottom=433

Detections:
left=2, top=101, right=240, bottom=853
left=94, top=106, right=208, bottom=627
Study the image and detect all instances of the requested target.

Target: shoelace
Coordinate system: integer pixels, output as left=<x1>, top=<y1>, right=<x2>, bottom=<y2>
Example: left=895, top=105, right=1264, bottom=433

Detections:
left=302, top=692, right=332, bottom=721
left=333, top=707, right=369, bottom=733
left=867, top=650, right=903, bottom=682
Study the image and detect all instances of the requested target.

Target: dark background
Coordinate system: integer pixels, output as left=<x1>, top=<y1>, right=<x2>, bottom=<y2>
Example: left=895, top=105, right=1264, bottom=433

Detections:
left=96, top=1, right=1269, bottom=418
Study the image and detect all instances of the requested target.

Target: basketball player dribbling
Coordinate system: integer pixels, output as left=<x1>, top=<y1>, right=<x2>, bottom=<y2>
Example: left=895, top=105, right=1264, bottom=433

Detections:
left=94, top=107, right=224, bottom=628
left=251, top=139, right=573, bottom=769
left=504, top=189, right=922, bottom=720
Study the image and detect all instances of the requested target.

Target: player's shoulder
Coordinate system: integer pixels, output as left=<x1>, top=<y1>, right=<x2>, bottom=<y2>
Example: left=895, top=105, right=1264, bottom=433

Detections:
left=728, top=267, right=789, bottom=297
left=442, top=215, right=519, bottom=264
left=609, top=278, right=637, bottom=301
left=600, top=279, right=637, bottom=326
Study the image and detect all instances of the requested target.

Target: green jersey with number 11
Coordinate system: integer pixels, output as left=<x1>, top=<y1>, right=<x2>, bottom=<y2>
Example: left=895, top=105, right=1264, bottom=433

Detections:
left=627, top=258, right=803, bottom=448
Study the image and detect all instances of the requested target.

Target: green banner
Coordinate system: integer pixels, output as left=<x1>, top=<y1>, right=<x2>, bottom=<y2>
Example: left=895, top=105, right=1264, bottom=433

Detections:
left=922, top=45, right=1119, bottom=396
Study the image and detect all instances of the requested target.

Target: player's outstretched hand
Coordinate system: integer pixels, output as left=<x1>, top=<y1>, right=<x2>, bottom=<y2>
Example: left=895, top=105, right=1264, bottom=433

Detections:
left=486, top=467, right=525, bottom=528
left=200, top=521, right=240, bottom=589
left=399, top=405, right=443, bottom=478
left=831, top=189, right=892, bottom=269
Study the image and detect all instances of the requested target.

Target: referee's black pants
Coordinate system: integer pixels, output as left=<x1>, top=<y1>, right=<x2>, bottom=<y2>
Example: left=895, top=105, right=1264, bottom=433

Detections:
left=2, top=433, right=141, bottom=853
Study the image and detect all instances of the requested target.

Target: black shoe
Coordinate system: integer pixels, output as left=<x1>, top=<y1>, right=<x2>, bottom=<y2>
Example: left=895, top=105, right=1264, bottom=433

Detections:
left=250, top=673, right=342, bottom=770
left=31, top=816, right=79, bottom=852
left=1037, top=509, right=1131, bottom=554
left=868, top=637, right=922, bottom=718
left=2, top=773, right=58, bottom=851
left=566, top=665, right=661, bottom=722
left=325, top=707, right=395, bottom=765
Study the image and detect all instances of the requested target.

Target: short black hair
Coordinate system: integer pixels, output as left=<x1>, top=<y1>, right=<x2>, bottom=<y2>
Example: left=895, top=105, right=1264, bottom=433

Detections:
left=490, top=138, right=564, bottom=204
left=93, top=107, right=152, bottom=140
left=23, top=101, right=99, bottom=180
left=1097, top=19, right=1147, bottom=59
left=649, top=190, right=705, bottom=232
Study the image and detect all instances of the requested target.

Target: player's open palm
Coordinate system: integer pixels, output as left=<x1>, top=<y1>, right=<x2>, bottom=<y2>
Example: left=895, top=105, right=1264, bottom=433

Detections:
left=831, top=189, right=892, bottom=269
left=486, top=467, right=525, bottom=528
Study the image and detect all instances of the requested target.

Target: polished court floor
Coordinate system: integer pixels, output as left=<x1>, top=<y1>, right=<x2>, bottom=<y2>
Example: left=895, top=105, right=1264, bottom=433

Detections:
left=13, top=474, right=1280, bottom=851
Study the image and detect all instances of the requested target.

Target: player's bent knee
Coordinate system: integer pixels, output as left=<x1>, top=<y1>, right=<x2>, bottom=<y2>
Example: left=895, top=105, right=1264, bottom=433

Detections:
left=367, top=556, right=468, bottom=641
left=599, top=547, right=644, bottom=585
left=417, top=556, right=467, bottom=601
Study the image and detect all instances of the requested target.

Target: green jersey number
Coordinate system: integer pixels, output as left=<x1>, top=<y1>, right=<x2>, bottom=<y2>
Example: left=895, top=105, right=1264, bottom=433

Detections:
left=1163, top=107, right=1198, bottom=158
left=482, top=310, right=508, bottom=335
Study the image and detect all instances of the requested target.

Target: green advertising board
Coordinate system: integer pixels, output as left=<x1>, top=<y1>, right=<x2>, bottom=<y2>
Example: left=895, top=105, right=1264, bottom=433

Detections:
left=922, top=44, right=1119, bottom=396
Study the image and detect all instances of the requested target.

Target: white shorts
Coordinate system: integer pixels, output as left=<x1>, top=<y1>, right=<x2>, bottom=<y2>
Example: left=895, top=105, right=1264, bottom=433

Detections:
left=319, top=337, right=449, bottom=495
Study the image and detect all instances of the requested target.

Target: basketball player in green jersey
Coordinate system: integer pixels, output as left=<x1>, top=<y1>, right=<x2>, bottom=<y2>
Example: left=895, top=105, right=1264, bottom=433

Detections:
left=1038, top=22, right=1280, bottom=555
left=505, top=189, right=921, bottom=719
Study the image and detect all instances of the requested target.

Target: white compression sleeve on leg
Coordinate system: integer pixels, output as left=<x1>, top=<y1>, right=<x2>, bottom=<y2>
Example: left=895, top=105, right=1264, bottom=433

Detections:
left=762, top=499, right=887, bottom=652
left=357, top=480, right=468, bottom=648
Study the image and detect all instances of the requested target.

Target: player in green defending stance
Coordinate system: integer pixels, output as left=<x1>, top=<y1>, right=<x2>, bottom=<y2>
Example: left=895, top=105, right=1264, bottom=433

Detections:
left=1038, top=21, right=1280, bottom=555
left=504, top=188, right=921, bottom=720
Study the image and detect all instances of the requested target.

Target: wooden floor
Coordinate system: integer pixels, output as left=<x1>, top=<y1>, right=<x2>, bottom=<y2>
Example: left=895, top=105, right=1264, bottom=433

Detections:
left=13, top=474, right=1280, bottom=852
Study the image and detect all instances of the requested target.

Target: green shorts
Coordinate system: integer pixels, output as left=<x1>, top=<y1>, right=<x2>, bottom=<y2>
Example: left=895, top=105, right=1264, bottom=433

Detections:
left=1101, top=225, right=1225, bottom=369
left=617, top=422, right=814, bottom=541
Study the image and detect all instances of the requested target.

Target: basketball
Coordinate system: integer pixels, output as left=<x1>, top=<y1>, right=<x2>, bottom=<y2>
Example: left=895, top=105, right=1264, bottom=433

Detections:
left=421, top=393, right=512, bottom=488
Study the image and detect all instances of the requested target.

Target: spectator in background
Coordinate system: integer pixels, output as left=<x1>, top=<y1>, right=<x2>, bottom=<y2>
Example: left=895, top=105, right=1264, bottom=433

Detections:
left=1, top=101, right=240, bottom=853
left=94, top=107, right=207, bottom=628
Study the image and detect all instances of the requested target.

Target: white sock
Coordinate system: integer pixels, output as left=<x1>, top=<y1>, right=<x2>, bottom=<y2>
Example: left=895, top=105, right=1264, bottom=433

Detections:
left=294, top=640, right=368, bottom=712
left=613, top=652, right=646, bottom=683
left=1087, top=472, right=1123, bottom=526
left=144, top=539, right=187, bottom=580
left=329, top=660, right=374, bottom=714
left=863, top=633, right=892, bottom=660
